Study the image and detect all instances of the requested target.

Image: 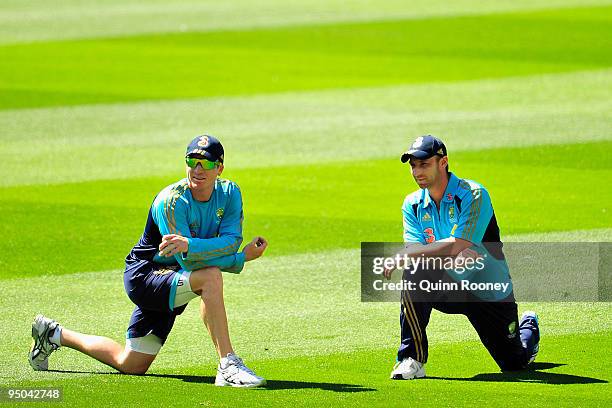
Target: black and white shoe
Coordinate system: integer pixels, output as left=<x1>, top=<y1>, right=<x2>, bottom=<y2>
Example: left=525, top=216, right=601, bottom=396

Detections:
left=214, top=353, right=266, bottom=388
left=29, top=314, right=60, bottom=371
left=390, top=357, right=426, bottom=380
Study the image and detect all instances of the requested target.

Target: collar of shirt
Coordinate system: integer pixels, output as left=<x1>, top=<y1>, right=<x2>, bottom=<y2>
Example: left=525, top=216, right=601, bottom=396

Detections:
left=422, top=172, right=460, bottom=208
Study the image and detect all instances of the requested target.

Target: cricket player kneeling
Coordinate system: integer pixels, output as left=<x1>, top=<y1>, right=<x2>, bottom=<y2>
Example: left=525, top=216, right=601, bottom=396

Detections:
left=385, top=135, right=540, bottom=380
left=29, top=135, right=269, bottom=388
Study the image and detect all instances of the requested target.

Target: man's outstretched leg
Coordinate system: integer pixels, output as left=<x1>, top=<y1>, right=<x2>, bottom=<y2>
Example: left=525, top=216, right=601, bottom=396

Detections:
left=466, top=302, right=540, bottom=371
left=188, top=266, right=266, bottom=387
left=29, top=315, right=155, bottom=374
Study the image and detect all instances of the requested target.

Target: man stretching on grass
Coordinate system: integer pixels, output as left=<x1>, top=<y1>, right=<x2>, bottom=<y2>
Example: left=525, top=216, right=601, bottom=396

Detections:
left=29, top=135, right=268, bottom=387
left=384, top=135, right=540, bottom=380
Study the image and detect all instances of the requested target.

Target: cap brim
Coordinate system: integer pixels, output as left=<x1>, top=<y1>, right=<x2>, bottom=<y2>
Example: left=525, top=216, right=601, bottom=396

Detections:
left=400, top=149, right=433, bottom=163
left=186, top=149, right=221, bottom=162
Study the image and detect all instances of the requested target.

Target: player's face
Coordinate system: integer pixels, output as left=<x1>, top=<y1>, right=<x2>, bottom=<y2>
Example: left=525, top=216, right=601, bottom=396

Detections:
left=409, top=156, right=447, bottom=189
left=186, top=158, right=224, bottom=192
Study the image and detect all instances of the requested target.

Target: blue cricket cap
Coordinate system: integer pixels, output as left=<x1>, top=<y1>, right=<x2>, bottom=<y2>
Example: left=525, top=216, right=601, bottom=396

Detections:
left=401, top=135, right=447, bottom=163
left=185, top=135, right=224, bottom=163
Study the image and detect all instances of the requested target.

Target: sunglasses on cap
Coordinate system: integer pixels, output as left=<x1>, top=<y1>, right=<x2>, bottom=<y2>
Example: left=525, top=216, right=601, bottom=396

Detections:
left=185, top=157, right=221, bottom=170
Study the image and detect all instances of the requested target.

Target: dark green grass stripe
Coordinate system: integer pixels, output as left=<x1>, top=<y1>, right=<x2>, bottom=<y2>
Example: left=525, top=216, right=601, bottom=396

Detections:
left=1, top=5, right=610, bottom=110
left=170, top=5, right=612, bottom=64
left=0, top=141, right=609, bottom=279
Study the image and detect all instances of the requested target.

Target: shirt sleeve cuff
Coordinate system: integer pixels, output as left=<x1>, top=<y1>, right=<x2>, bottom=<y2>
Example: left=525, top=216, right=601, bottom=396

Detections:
left=235, top=251, right=246, bottom=268
left=181, top=238, right=194, bottom=260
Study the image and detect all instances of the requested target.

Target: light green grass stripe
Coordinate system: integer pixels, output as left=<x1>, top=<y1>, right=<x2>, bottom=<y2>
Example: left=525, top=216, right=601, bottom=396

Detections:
left=1, top=247, right=610, bottom=382
left=504, top=229, right=612, bottom=242
left=1, top=69, right=610, bottom=187
left=1, top=0, right=609, bottom=45
left=5, top=333, right=611, bottom=407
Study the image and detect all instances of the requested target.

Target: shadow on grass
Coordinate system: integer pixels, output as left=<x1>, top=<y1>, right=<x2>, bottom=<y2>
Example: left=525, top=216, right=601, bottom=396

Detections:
left=47, top=370, right=375, bottom=393
left=146, top=373, right=376, bottom=392
left=426, top=362, right=608, bottom=384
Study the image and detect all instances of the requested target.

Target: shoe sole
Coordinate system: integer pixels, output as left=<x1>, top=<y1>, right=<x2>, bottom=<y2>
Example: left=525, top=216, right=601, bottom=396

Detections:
left=214, top=378, right=267, bottom=388
left=29, top=315, right=56, bottom=371
left=391, top=370, right=426, bottom=380
left=29, top=322, right=47, bottom=371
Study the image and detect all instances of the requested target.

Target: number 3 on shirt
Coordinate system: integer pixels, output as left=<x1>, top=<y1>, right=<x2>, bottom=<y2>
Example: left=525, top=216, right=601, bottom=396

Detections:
left=423, top=228, right=436, bottom=244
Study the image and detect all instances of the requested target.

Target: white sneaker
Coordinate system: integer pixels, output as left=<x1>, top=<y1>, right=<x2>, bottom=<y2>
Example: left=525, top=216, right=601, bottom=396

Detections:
left=215, top=353, right=266, bottom=388
left=390, top=357, right=426, bottom=380
left=29, top=314, right=60, bottom=371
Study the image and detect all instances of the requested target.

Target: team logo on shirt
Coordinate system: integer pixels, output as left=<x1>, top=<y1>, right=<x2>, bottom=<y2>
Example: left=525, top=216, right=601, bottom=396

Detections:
left=449, top=205, right=456, bottom=222
left=422, top=213, right=432, bottom=222
left=216, top=208, right=224, bottom=219
left=446, top=193, right=454, bottom=201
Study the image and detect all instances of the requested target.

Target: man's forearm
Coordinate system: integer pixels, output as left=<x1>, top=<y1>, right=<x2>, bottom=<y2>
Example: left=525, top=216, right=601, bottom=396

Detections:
left=184, top=235, right=243, bottom=261
left=400, top=238, right=472, bottom=259
left=182, top=251, right=245, bottom=273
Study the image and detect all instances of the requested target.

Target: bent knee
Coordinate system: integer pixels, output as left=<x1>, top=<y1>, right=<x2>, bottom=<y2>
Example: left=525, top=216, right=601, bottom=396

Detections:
left=190, top=267, right=223, bottom=294
left=118, top=356, right=152, bottom=375
left=117, top=348, right=156, bottom=375
left=120, top=366, right=149, bottom=375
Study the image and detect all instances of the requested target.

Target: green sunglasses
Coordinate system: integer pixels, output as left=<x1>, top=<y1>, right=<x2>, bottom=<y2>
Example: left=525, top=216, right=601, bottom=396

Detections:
left=185, top=157, right=221, bottom=170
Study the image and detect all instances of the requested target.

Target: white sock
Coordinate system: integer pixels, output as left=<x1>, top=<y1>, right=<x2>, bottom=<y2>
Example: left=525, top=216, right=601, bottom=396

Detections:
left=220, top=353, right=236, bottom=367
left=49, top=325, right=62, bottom=347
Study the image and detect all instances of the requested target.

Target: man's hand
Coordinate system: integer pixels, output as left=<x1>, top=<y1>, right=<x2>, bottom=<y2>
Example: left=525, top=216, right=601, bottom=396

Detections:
left=383, top=264, right=397, bottom=280
left=456, top=247, right=481, bottom=261
left=383, top=245, right=481, bottom=279
left=243, top=236, right=268, bottom=261
left=450, top=246, right=484, bottom=270
left=159, top=234, right=189, bottom=257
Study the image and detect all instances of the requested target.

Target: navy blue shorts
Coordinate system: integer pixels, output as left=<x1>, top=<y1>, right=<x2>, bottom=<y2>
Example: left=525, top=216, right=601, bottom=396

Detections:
left=124, top=259, right=188, bottom=342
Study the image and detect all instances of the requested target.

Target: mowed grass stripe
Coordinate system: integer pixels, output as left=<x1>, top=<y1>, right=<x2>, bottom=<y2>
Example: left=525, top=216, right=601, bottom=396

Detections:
left=505, top=229, right=612, bottom=242
left=1, top=68, right=610, bottom=187
left=3, top=260, right=610, bottom=407
left=1, top=247, right=610, bottom=380
left=0, top=142, right=610, bottom=279
left=6, top=334, right=611, bottom=407
left=1, top=0, right=605, bottom=45
left=1, top=6, right=611, bottom=110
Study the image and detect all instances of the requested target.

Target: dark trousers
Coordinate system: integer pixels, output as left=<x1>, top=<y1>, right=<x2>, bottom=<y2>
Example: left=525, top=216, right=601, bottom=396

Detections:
left=398, top=270, right=530, bottom=371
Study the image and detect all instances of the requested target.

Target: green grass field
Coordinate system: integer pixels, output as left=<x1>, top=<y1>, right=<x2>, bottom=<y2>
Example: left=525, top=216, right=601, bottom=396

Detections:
left=0, top=0, right=610, bottom=406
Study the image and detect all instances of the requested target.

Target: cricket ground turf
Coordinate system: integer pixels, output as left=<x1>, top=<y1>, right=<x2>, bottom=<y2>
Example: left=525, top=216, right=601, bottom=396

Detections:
left=0, top=1, right=610, bottom=406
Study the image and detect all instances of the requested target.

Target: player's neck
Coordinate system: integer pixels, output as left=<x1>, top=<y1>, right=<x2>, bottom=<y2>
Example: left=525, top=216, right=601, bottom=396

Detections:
left=190, top=184, right=215, bottom=202
left=428, top=173, right=449, bottom=209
